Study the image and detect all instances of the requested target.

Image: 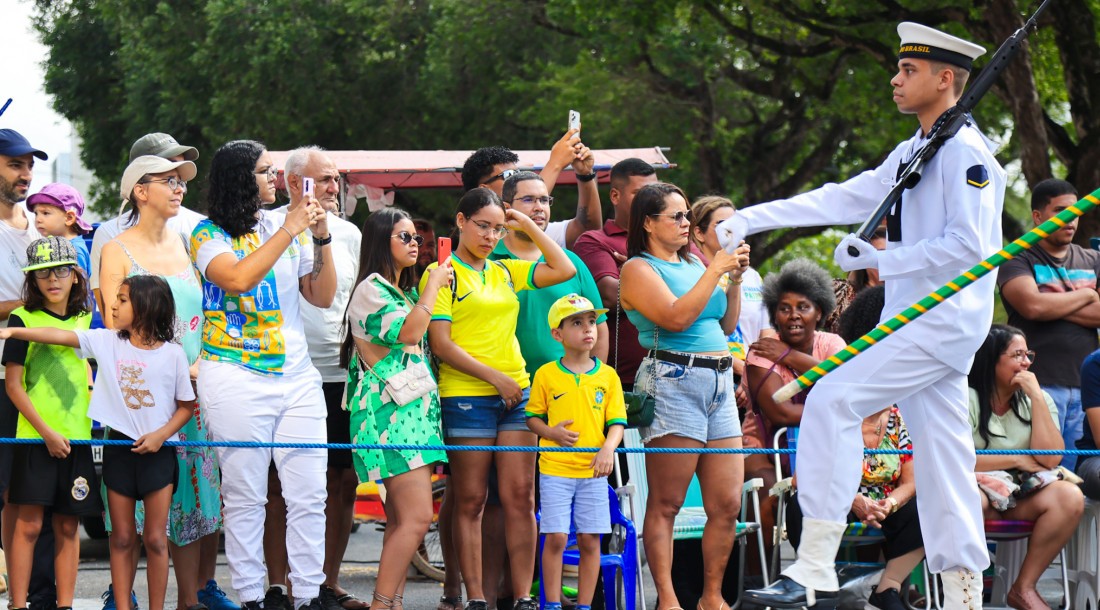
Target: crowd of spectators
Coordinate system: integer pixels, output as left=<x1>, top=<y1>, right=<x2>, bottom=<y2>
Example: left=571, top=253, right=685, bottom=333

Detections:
left=1, top=122, right=1098, bottom=610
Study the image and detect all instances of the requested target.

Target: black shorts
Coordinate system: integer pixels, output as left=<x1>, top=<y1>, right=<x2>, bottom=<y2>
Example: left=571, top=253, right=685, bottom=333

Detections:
left=324, top=381, right=352, bottom=470
left=102, top=430, right=178, bottom=500
left=9, top=444, right=101, bottom=516
left=0, top=386, right=19, bottom=500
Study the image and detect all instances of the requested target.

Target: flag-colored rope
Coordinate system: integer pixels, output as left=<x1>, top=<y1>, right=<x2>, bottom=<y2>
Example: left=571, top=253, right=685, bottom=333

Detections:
left=773, top=188, right=1100, bottom=403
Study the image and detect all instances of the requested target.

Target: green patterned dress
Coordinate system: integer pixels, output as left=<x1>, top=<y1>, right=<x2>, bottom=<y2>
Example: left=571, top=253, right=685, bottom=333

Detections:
left=346, top=274, right=447, bottom=481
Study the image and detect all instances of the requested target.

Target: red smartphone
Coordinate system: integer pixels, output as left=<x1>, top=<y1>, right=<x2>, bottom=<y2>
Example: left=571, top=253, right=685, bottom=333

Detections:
left=437, top=237, right=451, bottom=264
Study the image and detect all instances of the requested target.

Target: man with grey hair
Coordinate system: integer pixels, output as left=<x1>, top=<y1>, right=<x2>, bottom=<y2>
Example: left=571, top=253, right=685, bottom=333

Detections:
left=90, top=133, right=205, bottom=312
left=269, top=146, right=364, bottom=610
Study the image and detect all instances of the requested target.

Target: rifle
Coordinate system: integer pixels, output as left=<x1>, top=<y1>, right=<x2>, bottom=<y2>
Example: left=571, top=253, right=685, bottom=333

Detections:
left=847, top=0, right=1054, bottom=255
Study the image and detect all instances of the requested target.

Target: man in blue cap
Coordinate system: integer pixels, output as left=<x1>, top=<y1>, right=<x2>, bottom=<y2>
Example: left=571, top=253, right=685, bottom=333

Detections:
left=0, top=128, right=49, bottom=609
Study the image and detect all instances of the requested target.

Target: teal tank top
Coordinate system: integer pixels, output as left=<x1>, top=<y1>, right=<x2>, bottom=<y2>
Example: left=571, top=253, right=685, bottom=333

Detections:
left=624, top=253, right=728, bottom=353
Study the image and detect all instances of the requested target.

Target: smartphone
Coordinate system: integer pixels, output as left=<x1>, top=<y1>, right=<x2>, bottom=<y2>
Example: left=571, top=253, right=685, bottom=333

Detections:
left=303, top=177, right=315, bottom=198
left=568, top=109, right=581, bottom=133
left=437, top=237, right=451, bottom=264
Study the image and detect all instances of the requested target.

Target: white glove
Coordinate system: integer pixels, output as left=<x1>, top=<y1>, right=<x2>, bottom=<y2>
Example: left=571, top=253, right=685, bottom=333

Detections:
left=834, top=234, right=880, bottom=272
left=716, top=214, right=749, bottom=254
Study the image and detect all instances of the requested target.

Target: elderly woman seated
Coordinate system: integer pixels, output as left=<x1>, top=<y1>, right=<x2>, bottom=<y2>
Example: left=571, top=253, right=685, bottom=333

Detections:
left=968, top=324, right=1084, bottom=610
left=782, top=285, right=926, bottom=610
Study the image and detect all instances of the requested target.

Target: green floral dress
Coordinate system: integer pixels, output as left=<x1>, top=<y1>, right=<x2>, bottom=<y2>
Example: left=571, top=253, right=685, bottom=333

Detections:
left=346, top=274, right=447, bottom=481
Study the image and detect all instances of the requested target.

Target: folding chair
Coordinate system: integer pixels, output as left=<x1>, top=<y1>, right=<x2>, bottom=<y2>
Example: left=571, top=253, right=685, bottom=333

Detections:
left=769, top=426, right=932, bottom=610
left=1067, top=498, right=1100, bottom=609
left=956, top=519, right=1071, bottom=610
left=537, top=484, right=640, bottom=610
left=621, top=429, right=769, bottom=609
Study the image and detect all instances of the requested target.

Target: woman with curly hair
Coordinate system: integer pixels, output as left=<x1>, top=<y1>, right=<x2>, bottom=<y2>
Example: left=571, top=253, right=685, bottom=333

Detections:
left=190, top=140, right=336, bottom=610
left=746, top=259, right=843, bottom=477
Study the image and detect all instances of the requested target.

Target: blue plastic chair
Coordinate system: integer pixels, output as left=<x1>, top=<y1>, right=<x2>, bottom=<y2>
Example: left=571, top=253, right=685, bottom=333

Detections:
left=537, top=483, right=639, bottom=610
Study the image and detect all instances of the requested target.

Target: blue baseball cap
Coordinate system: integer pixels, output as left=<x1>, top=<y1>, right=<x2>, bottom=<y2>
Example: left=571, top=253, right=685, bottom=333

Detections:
left=0, top=129, right=47, bottom=160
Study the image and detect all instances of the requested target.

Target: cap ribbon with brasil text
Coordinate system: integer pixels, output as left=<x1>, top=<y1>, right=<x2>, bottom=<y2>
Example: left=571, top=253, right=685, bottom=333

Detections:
left=897, top=22, right=986, bottom=70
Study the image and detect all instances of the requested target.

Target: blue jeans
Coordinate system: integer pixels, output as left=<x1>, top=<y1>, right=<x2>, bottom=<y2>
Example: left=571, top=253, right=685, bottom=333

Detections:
left=1043, top=384, right=1083, bottom=470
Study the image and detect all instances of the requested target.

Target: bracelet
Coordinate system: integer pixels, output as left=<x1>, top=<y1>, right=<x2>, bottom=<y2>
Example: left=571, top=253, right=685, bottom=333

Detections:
left=415, top=303, right=433, bottom=316
left=576, top=172, right=598, bottom=183
left=278, top=226, right=296, bottom=241
left=730, top=276, right=744, bottom=285
left=312, top=234, right=332, bottom=246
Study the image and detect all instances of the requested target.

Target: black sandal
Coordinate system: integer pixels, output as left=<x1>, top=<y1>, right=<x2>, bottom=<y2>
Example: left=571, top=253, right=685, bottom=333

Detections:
left=437, top=596, right=462, bottom=610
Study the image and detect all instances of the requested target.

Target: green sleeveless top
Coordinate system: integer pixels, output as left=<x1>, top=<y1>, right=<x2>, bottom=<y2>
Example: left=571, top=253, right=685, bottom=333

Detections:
left=13, top=307, right=92, bottom=440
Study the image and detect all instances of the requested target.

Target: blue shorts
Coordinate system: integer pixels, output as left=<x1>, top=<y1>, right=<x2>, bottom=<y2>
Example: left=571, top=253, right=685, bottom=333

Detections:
left=634, top=354, right=741, bottom=444
left=538, top=473, right=611, bottom=534
left=441, top=388, right=531, bottom=438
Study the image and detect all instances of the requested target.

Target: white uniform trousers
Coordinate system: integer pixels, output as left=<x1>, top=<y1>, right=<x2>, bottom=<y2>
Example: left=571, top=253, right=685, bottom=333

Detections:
left=199, top=359, right=328, bottom=603
left=794, top=333, right=989, bottom=574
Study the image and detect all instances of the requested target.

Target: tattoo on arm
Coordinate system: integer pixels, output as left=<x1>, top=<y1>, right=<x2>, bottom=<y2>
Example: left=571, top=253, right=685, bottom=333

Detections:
left=311, top=243, right=324, bottom=280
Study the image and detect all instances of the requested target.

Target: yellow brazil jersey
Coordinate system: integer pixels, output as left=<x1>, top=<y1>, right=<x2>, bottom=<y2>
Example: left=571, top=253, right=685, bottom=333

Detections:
left=419, top=255, right=537, bottom=397
left=526, top=358, right=628, bottom=478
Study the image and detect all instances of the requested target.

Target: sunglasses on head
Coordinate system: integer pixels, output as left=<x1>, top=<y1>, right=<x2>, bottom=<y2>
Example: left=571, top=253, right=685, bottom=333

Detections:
left=391, top=231, right=424, bottom=247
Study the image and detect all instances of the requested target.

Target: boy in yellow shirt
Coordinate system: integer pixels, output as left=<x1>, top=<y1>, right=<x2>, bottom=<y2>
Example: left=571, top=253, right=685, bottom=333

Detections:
left=526, top=294, right=627, bottom=610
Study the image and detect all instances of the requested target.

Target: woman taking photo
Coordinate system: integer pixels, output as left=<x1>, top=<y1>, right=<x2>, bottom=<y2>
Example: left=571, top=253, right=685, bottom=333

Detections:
left=619, top=182, right=750, bottom=610
left=102, top=155, right=230, bottom=610
left=422, top=187, right=575, bottom=610
left=191, top=140, right=335, bottom=610
left=968, top=325, right=1084, bottom=610
left=342, top=208, right=451, bottom=610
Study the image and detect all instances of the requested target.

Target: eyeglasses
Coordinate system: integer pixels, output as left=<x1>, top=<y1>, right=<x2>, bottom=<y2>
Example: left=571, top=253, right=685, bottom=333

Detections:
left=392, top=231, right=425, bottom=247
left=484, top=169, right=518, bottom=184
left=255, top=166, right=278, bottom=180
left=140, top=177, right=188, bottom=192
left=1008, top=349, right=1037, bottom=363
left=32, top=266, right=74, bottom=280
left=650, top=210, right=692, bottom=223
left=470, top=219, right=508, bottom=239
left=510, top=195, right=554, bottom=207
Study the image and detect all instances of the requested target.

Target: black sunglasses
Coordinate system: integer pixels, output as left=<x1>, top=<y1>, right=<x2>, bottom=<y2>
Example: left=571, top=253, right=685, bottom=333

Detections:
left=391, top=231, right=425, bottom=247
left=484, top=169, right=519, bottom=184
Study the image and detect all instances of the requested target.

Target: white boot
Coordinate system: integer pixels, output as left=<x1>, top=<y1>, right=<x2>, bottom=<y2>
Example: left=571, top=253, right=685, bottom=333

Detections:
left=782, top=518, right=848, bottom=593
left=940, top=567, right=983, bottom=609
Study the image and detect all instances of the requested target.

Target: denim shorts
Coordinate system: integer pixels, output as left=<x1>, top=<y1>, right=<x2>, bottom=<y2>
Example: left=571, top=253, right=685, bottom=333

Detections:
left=539, top=473, right=611, bottom=534
left=634, top=355, right=741, bottom=444
left=441, top=388, right=531, bottom=438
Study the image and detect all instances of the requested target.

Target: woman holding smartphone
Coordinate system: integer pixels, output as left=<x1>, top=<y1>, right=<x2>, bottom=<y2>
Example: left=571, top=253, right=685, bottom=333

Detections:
left=421, top=187, right=575, bottom=610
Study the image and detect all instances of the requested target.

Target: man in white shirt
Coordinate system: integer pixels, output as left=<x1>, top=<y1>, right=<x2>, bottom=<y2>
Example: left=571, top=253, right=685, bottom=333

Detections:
left=270, top=146, right=364, bottom=610
left=724, top=24, right=1001, bottom=609
left=0, top=128, right=46, bottom=607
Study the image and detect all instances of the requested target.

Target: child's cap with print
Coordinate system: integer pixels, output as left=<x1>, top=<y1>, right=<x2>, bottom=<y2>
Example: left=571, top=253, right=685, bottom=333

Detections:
left=22, top=236, right=78, bottom=272
left=547, top=293, right=608, bottom=329
left=26, top=183, right=93, bottom=234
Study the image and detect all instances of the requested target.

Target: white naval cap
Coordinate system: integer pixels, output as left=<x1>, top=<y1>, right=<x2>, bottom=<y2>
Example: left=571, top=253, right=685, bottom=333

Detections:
left=897, top=22, right=986, bottom=71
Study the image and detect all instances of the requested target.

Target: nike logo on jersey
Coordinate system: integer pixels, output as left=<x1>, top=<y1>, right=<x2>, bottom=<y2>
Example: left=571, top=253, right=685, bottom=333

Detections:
left=552, top=393, right=567, bottom=400
left=456, top=292, right=473, bottom=301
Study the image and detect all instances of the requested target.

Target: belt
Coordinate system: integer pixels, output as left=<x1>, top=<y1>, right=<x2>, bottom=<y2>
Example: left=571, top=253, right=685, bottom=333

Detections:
left=649, top=349, right=733, bottom=372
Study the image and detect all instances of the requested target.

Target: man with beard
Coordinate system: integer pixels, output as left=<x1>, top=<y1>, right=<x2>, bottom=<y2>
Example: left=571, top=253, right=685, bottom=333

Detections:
left=490, top=171, right=608, bottom=377
left=998, top=178, right=1100, bottom=471
left=0, top=129, right=47, bottom=608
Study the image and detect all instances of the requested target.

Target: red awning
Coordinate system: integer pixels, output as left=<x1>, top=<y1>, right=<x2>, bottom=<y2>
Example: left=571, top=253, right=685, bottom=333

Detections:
left=267, top=147, right=674, bottom=190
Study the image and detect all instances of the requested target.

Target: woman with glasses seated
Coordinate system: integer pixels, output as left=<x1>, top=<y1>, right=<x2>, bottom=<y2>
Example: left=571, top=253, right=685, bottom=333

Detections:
left=421, top=187, right=575, bottom=610
left=618, top=182, right=750, bottom=610
left=342, top=208, right=451, bottom=610
left=968, top=324, right=1084, bottom=610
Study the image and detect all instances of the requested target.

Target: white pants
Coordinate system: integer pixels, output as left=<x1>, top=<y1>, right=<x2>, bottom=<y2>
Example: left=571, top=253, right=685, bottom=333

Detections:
left=199, top=360, right=328, bottom=602
left=795, top=333, right=989, bottom=573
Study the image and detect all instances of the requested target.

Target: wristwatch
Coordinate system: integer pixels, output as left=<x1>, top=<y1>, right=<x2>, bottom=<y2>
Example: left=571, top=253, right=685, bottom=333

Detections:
left=886, top=497, right=899, bottom=514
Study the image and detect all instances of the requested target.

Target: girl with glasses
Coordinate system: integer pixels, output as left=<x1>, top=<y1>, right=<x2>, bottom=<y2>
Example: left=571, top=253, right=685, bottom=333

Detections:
left=420, top=187, right=575, bottom=610
left=968, top=324, right=1084, bottom=609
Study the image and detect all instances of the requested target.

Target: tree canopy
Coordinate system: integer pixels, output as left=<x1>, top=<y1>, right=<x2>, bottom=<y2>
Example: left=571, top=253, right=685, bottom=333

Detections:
left=31, top=0, right=1100, bottom=262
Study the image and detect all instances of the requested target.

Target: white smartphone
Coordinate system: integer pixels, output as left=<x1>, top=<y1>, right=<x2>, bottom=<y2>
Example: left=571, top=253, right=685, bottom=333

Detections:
left=303, top=177, right=315, bottom=197
left=568, top=109, right=581, bottom=133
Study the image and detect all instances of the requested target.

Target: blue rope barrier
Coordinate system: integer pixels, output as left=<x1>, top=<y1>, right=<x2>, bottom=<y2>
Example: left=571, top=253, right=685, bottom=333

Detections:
left=4, top=437, right=1099, bottom=456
